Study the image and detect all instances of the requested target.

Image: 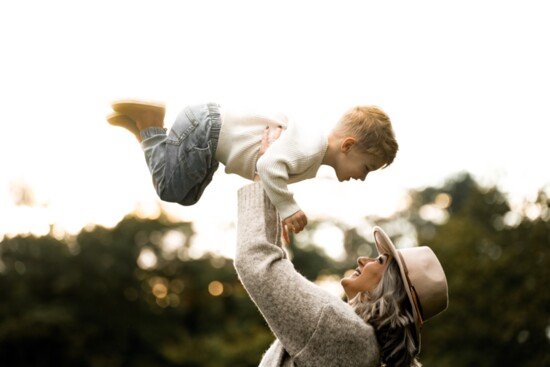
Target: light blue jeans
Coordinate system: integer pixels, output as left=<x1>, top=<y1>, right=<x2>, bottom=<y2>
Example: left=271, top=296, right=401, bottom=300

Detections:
left=140, top=103, right=221, bottom=206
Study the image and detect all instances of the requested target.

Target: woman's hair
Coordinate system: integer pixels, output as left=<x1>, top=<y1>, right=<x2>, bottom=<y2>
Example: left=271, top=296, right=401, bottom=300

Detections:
left=349, top=259, right=421, bottom=367
left=336, top=106, right=399, bottom=167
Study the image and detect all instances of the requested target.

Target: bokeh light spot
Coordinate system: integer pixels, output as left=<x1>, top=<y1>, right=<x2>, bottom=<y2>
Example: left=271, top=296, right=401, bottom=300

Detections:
left=152, top=283, right=168, bottom=299
left=137, top=248, right=157, bottom=269
left=208, top=281, right=224, bottom=296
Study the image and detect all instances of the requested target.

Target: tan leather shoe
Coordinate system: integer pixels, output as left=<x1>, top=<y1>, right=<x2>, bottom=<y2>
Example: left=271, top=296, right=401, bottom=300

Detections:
left=111, top=99, right=166, bottom=130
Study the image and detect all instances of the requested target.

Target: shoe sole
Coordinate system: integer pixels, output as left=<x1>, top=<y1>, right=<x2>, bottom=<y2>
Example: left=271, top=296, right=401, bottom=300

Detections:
left=106, top=112, right=140, bottom=138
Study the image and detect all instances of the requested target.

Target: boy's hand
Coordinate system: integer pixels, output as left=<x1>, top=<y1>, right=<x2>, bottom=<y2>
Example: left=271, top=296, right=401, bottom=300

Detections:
left=283, top=210, right=308, bottom=234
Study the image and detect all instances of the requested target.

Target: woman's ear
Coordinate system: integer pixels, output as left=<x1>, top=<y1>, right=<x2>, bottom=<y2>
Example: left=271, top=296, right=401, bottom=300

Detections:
left=340, top=137, right=357, bottom=153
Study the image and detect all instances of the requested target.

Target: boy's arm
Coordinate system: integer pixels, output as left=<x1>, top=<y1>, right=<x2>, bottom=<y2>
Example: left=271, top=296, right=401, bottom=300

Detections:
left=255, top=122, right=326, bottom=227
left=257, top=153, right=308, bottom=233
left=254, top=127, right=305, bottom=236
left=256, top=150, right=301, bottom=221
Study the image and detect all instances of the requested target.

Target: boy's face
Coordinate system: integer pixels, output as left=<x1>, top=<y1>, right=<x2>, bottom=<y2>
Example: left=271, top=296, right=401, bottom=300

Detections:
left=333, top=138, right=386, bottom=182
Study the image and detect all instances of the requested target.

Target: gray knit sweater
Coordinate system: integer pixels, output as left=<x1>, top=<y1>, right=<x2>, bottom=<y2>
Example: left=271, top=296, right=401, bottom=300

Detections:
left=235, top=183, right=381, bottom=367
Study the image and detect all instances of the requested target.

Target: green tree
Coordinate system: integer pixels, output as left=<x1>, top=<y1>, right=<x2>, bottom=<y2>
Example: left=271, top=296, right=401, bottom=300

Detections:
left=0, top=213, right=273, bottom=367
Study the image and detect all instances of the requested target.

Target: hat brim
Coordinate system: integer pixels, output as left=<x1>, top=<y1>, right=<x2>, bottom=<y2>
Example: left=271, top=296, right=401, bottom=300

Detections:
left=373, top=226, right=422, bottom=349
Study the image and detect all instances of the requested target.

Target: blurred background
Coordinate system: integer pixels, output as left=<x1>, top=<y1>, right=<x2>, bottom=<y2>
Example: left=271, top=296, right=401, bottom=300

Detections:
left=1, top=1, right=549, bottom=366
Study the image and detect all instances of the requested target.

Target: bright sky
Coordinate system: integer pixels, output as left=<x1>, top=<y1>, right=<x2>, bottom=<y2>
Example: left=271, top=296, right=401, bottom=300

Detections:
left=1, top=1, right=549, bottom=258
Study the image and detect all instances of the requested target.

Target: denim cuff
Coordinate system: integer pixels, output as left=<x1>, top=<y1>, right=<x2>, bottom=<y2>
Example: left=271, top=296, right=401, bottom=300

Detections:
left=140, top=127, right=167, bottom=140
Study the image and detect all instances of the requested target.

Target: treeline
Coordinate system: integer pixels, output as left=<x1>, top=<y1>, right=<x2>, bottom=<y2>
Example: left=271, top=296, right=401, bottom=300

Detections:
left=0, top=173, right=548, bottom=366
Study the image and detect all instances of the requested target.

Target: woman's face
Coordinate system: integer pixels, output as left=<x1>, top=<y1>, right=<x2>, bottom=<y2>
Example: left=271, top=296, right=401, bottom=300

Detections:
left=341, top=254, right=391, bottom=300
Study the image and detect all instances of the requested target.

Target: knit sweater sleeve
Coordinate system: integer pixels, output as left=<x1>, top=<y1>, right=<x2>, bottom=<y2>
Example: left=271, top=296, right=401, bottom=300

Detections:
left=256, top=124, right=326, bottom=220
left=234, top=183, right=380, bottom=366
left=235, top=183, right=322, bottom=354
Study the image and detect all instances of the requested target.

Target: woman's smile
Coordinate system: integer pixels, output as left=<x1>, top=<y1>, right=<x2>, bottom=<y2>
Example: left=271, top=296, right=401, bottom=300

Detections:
left=342, top=255, right=391, bottom=299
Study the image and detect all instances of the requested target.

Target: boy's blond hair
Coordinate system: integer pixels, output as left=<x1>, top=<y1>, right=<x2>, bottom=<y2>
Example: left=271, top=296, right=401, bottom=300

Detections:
left=336, top=105, right=398, bottom=167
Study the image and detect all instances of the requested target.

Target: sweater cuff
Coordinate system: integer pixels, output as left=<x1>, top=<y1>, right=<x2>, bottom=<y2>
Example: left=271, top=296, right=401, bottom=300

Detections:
left=238, top=182, right=266, bottom=207
left=238, top=182, right=278, bottom=216
left=237, top=182, right=281, bottom=247
left=277, top=201, right=302, bottom=221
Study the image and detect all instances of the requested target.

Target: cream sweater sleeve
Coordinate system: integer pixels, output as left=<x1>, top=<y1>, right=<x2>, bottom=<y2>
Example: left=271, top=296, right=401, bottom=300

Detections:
left=256, top=124, right=327, bottom=220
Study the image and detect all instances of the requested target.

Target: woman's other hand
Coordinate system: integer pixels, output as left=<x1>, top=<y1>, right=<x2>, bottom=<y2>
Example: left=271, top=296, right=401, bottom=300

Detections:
left=254, top=125, right=283, bottom=182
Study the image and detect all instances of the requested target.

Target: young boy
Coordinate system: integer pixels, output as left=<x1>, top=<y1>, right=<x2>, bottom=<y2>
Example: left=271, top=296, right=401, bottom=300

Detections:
left=107, top=100, right=398, bottom=234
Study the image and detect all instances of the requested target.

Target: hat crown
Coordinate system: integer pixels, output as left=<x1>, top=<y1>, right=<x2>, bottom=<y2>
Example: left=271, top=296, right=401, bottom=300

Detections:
left=399, top=247, right=448, bottom=320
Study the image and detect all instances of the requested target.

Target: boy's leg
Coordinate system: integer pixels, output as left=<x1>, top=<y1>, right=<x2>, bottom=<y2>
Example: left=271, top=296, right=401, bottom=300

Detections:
left=141, top=103, right=221, bottom=206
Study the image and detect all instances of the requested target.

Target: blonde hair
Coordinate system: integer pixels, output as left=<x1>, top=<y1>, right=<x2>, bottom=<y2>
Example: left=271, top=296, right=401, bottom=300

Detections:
left=350, top=260, right=421, bottom=367
left=337, top=106, right=398, bottom=167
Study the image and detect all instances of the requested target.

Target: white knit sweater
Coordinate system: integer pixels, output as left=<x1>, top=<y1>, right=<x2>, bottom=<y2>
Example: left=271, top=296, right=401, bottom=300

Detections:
left=216, top=107, right=328, bottom=220
left=235, top=182, right=381, bottom=367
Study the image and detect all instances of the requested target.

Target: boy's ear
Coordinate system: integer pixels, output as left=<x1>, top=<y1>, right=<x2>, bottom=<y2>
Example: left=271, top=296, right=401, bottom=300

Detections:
left=341, top=137, right=357, bottom=153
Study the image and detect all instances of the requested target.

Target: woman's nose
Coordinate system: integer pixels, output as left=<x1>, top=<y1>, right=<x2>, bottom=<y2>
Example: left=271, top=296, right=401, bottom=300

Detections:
left=357, top=257, right=369, bottom=266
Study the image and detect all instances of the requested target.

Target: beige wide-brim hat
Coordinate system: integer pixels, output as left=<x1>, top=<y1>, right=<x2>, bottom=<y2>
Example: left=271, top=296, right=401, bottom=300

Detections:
left=373, top=226, right=449, bottom=350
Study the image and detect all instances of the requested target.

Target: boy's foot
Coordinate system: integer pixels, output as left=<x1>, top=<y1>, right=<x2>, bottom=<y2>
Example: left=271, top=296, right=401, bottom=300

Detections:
left=106, top=112, right=141, bottom=141
left=111, top=99, right=166, bottom=131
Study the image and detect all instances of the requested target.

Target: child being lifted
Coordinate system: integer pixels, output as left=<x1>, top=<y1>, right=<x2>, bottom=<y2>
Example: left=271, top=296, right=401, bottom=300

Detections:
left=107, top=100, right=398, bottom=234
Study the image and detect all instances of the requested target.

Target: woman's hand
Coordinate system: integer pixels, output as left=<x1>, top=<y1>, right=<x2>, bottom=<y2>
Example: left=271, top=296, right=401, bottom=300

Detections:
left=254, top=126, right=283, bottom=182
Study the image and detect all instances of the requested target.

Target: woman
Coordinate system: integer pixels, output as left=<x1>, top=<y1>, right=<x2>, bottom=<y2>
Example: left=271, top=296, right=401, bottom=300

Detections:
left=234, top=132, right=448, bottom=366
